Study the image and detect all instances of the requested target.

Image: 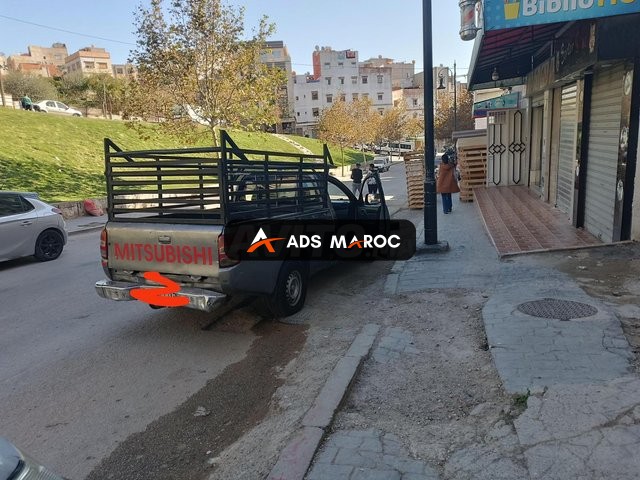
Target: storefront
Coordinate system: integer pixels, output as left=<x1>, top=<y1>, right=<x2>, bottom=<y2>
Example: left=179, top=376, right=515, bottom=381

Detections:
left=467, top=1, right=640, bottom=242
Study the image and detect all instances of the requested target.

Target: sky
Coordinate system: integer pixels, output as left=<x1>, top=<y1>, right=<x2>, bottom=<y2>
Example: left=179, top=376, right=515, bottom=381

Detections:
left=0, top=1, right=475, bottom=78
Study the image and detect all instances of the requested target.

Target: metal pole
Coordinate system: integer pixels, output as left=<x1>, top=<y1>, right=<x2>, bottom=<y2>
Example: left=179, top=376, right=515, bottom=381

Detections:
left=422, top=0, right=438, bottom=245
left=453, top=61, right=457, bottom=134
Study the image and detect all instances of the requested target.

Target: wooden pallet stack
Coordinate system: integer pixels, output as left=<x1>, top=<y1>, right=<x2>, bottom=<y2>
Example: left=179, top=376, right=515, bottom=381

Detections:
left=404, top=152, right=425, bottom=209
left=457, top=137, right=487, bottom=202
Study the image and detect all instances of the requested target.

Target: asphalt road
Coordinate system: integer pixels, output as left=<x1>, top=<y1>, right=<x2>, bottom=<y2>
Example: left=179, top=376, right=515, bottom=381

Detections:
left=0, top=232, right=255, bottom=479
left=0, top=165, right=409, bottom=479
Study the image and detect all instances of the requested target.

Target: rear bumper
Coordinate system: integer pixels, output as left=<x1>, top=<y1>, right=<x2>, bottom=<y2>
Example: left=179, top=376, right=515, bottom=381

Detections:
left=95, top=279, right=227, bottom=312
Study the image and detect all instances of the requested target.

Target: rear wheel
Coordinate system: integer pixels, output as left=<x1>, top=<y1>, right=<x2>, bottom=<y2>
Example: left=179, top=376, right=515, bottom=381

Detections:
left=266, top=263, right=308, bottom=318
left=34, top=229, right=64, bottom=261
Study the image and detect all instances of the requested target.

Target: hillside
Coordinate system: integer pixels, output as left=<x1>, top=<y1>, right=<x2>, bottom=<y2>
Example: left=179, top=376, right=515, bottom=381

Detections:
left=0, top=109, right=368, bottom=202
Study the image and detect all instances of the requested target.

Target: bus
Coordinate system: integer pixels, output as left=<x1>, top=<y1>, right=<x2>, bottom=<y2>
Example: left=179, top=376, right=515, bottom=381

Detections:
left=379, top=141, right=415, bottom=155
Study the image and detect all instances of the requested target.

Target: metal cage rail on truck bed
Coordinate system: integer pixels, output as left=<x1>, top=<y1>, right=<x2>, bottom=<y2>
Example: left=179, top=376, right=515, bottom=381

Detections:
left=104, top=130, right=334, bottom=225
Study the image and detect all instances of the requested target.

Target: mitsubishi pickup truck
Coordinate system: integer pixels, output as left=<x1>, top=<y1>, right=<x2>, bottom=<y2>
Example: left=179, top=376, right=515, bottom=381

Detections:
left=95, top=131, right=388, bottom=317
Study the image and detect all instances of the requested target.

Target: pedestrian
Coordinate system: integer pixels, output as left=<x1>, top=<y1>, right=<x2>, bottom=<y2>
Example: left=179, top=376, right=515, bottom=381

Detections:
left=20, top=95, right=33, bottom=111
left=436, top=153, right=460, bottom=214
left=366, top=163, right=378, bottom=196
left=351, top=162, right=363, bottom=196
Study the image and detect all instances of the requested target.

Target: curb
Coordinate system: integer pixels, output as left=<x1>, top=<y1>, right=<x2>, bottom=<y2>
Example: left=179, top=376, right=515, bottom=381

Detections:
left=68, top=224, right=106, bottom=236
left=267, top=323, right=380, bottom=480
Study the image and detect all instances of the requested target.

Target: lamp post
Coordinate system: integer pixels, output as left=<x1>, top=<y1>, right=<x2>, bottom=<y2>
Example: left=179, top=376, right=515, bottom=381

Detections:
left=422, top=0, right=438, bottom=245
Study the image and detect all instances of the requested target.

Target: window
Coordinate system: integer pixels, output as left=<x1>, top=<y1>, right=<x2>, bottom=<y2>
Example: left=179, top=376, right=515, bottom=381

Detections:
left=340, top=94, right=346, bottom=102
left=362, top=76, right=368, bottom=84
left=297, top=112, right=300, bottom=116
left=326, top=77, right=331, bottom=85
left=295, top=96, right=299, bottom=101
left=351, top=76, right=358, bottom=85
left=311, top=91, right=319, bottom=101
left=84, top=61, right=95, bottom=69
left=312, top=108, right=320, bottom=117
left=339, top=77, right=345, bottom=85
left=116, top=68, right=124, bottom=74
left=377, top=75, right=384, bottom=83
left=351, top=61, right=357, bottom=66
left=338, top=62, right=344, bottom=67
left=326, top=94, right=333, bottom=103
left=377, top=93, right=383, bottom=101
left=413, top=99, right=418, bottom=107
left=378, top=108, right=384, bottom=115
left=98, top=62, right=108, bottom=69
left=324, top=62, right=330, bottom=66
left=327, top=182, right=351, bottom=202
left=352, top=93, right=359, bottom=101
left=362, top=93, right=369, bottom=99
left=0, top=194, right=32, bottom=217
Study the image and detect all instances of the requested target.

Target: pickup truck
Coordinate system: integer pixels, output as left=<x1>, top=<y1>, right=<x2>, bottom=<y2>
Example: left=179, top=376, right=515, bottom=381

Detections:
left=95, top=131, right=388, bottom=317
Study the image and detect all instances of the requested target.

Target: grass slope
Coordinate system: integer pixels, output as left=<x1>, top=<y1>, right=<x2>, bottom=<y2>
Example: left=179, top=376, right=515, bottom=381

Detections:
left=0, top=108, right=369, bottom=201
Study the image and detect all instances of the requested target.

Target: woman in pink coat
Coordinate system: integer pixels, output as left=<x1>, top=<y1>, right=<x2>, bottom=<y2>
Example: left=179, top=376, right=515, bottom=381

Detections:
left=436, top=153, right=460, bottom=214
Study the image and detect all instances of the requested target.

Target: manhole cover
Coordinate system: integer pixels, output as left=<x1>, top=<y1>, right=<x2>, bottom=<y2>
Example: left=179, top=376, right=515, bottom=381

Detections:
left=517, top=298, right=597, bottom=321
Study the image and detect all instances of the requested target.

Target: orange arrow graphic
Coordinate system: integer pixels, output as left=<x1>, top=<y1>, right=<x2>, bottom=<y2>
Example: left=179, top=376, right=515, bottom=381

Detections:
left=130, top=271, right=189, bottom=307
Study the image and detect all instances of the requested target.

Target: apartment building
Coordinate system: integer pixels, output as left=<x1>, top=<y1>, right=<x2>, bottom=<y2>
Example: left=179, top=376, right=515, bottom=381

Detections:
left=293, top=46, right=393, bottom=137
left=112, top=63, right=137, bottom=79
left=361, top=56, right=415, bottom=88
left=65, top=46, right=113, bottom=77
left=393, top=87, right=424, bottom=120
left=259, top=40, right=295, bottom=133
left=7, top=43, right=68, bottom=77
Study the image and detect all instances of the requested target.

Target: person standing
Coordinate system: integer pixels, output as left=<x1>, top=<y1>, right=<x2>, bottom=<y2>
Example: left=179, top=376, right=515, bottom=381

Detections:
left=366, top=163, right=378, bottom=196
left=351, top=163, right=363, bottom=196
left=436, top=153, right=460, bottom=214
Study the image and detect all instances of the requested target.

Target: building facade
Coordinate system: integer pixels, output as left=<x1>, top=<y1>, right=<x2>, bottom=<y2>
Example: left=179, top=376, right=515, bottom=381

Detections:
left=293, top=46, right=393, bottom=137
left=64, top=46, right=113, bottom=77
left=467, top=0, right=640, bottom=242
left=7, top=43, right=68, bottom=77
left=259, top=40, right=295, bottom=133
left=361, top=56, right=415, bottom=88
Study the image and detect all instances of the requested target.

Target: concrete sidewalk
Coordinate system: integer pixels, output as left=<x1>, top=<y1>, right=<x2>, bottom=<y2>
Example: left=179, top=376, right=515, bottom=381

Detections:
left=65, top=214, right=107, bottom=235
left=307, top=195, right=640, bottom=479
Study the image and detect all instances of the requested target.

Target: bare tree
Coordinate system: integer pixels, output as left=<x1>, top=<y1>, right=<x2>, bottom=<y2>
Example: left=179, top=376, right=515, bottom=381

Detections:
left=128, top=0, right=286, bottom=146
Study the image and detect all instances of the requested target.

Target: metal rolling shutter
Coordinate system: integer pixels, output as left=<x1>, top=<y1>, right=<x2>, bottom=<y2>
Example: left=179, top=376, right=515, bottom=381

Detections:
left=584, top=65, right=624, bottom=242
left=556, top=84, right=578, bottom=216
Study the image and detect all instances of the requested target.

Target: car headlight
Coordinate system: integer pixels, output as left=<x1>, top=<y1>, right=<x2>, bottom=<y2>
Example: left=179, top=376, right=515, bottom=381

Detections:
left=0, top=437, right=64, bottom=480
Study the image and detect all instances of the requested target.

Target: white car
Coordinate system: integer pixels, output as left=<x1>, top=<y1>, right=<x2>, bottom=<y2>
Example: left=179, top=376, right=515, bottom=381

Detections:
left=372, top=155, right=390, bottom=172
left=0, top=191, right=68, bottom=262
left=35, top=100, right=82, bottom=117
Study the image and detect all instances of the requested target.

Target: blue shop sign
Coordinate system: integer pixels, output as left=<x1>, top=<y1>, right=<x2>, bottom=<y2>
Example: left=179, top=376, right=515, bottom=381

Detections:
left=484, top=0, right=640, bottom=31
left=473, top=92, right=520, bottom=118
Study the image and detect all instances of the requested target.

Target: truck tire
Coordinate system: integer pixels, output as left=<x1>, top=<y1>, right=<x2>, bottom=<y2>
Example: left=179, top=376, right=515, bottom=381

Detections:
left=266, top=263, right=308, bottom=318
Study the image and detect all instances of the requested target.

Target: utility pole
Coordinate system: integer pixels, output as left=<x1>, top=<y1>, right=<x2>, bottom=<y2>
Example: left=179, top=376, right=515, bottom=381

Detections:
left=422, top=0, right=438, bottom=245
left=453, top=61, right=457, bottom=134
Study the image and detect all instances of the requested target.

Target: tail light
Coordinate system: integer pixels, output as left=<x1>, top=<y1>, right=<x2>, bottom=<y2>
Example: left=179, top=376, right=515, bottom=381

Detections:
left=218, top=233, right=239, bottom=268
left=52, top=207, right=63, bottom=215
left=100, top=228, right=108, bottom=267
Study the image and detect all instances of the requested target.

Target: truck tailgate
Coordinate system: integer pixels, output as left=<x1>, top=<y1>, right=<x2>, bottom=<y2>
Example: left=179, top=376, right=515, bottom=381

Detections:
left=106, top=222, right=223, bottom=277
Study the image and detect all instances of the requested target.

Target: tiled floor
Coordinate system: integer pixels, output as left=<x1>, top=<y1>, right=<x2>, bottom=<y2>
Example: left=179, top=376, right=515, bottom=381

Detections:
left=474, top=186, right=602, bottom=256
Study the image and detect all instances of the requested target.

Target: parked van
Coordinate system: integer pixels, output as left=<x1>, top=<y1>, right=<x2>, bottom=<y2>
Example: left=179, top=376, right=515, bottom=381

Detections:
left=379, top=141, right=415, bottom=155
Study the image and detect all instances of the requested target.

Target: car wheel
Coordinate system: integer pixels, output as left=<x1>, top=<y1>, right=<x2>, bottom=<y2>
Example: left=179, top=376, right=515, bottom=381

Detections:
left=73, top=113, right=81, bottom=117
left=266, top=263, right=308, bottom=317
left=34, top=229, right=64, bottom=261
